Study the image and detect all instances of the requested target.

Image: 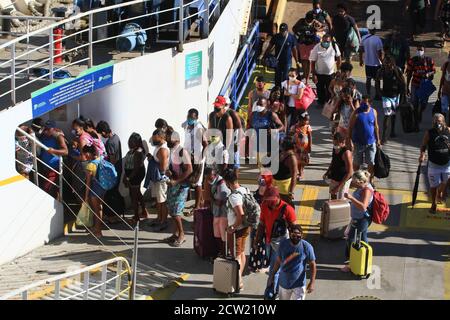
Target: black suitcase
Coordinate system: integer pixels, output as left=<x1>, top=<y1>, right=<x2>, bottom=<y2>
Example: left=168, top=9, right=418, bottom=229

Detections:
left=399, top=101, right=416, bottom=133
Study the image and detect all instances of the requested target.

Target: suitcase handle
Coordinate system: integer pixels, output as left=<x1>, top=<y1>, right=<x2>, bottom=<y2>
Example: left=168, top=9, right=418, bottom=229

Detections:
left=225, top=229, right=237, bottom=258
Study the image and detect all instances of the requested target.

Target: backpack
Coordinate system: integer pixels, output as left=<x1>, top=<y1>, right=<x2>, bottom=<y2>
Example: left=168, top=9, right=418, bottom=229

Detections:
left=144, top=157, right=163, bottom=188
left=227, top=188, right=261, bottom=228
left=270, top=204, right=288, bottom=239
left=374, top=147, right=391, bottom=179
left=367, top=189, right=390, bottom=224
left=428, top=129, right=450, bottom=165
left=91, top=158, right=118, bottom=191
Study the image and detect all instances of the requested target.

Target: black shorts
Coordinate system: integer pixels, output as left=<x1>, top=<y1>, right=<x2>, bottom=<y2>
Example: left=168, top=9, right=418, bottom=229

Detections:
left=365, top=65, right=381, bottom=79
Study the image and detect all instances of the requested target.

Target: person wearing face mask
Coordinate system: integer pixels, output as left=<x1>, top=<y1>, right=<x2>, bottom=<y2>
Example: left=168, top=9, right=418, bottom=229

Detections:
left=292, top=12, right=323, bottom=85
left=164, top=128, right=193, bottom=247
left=251, top=97, right=285, bottom=167
left=273, top=136, right=298, bottom=208
left=419, top=113, right=450, bottom=213
left=208, top=96, right=234, bottom=173
left=383, top=28, right=410, bottom=72
left=346, top=95, right=381, bottom=179
left=376, top=56, right=407, bottom=144
left=268, top=224, right=317, bottom=300
left=438, top=52, right=450, bottom=124
left=203, top=167, right=230, bottom=257
left=123, top=133, right=148, bottom=225
left=324, top=132, right=354, bottom=200
left=282, top=68, right=305, bottom=128
left=307, top=0, right=332, bottom=33
left=146, top=128, right=170, bottom=231
left=254, top=186, right=297, bottom=298
left=261, top=23, right=300, bottom=88
left=332, top=87, right=355, bottom=140
left=310, top=33, right=342, bottom=108
left=406, top=45, right=436, bottom=131
left=341, top=170, right=374, bottom=273
left=246, top=77, right=270, bottom=163
left=332, top=3, right=361, bottom=61
left=359, top=27, right=384, bottom=99
left=38, top=120, right=68, bottom=199
left=182, top=108, right=208, bottom=217
left=269, top=86, right=287, bottom=131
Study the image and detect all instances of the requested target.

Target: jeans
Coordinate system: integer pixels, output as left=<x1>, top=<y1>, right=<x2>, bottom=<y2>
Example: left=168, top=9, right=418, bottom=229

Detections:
left=354, top=142, right=377, bottom=167
left=266, top=243, right=280, bottom=294
left=275, top=61, right=291, bottom=88
left=410, top=85, right=429, bottom=128
left=316, top=74, right=333, bottom=105
left=345, top=216, right=372, bottom=260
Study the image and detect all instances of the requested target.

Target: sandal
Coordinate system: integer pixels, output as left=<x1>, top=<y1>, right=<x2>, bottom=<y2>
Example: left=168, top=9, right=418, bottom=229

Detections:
left=170, top=238, right=186, bottom=247
left=163, top=234, right=178, bottom=243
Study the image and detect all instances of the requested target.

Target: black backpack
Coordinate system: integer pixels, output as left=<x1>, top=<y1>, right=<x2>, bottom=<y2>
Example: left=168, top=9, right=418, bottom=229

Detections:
left=271, top=204, right=288, bottom=239
left=429, top=129, right=450, bottom=165
left=374, top=148, right=391, bottom=179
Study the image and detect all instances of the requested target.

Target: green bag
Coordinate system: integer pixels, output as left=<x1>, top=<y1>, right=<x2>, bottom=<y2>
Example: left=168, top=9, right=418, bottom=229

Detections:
left=346, top=27, right=360, bottom=54
left=76, top=203, right=94, bottom=228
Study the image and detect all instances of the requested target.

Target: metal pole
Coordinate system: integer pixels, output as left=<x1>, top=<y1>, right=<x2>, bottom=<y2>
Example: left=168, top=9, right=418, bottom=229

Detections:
left=130, top=221, right=139, bottom=300
left=11, top=42, right=16, bottom=105
left=58, top=156, right=63, bottom=201
left=88, top=13, right=93, bottom=68
left=32, top=132, right=39, bottom=186
left=177, top=0, right=184, bottom=52
left=26, top=20, right=30, bottom=79
left=115, top=260, right=122, bottom=299
left=203, top=0, right=209, bottom=39
left=49, top=29, right=54, bottom=83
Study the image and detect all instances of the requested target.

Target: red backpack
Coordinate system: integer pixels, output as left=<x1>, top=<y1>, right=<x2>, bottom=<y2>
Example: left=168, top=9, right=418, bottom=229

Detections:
left=367, top=189, right=390, bottom=224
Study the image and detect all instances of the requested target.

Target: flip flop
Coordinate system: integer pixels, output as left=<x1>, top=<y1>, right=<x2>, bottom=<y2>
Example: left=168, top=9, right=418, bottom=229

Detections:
left=163, top=235, right=178, bottom=243
left=170, top=238, right=186, bottom=247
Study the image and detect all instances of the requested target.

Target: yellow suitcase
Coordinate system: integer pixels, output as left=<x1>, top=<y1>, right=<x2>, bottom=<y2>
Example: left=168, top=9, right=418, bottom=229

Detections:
left=349, top=232, right=373, bottom=279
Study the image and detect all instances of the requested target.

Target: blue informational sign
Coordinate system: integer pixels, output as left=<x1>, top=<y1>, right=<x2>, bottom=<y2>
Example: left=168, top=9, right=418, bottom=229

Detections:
left=185, top=51, right=202, bottom=89
left=31, top=62, right=114, bottom=118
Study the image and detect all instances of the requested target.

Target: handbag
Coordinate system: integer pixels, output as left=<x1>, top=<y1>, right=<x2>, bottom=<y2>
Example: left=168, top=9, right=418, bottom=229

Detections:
left=264, top=33, right=289, bottom=70
left=76, top=203, right=94, bottom=228
left=295, top=86, right=317, bottom=110
left=416, top=78, right=436, bottom=101
left=322, top=99, right=335, bottom=119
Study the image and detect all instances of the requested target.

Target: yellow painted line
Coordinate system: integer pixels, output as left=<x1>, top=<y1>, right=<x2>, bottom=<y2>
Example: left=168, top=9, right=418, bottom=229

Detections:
left=403, top=193, right=450, bottom=231
left=0, top=175, right=25, bottom=187
left=27, top=279, right=71, bottom=300
left=445, top=255, right=450, bottom=300
left=296, top=187, right=319, bottom=233
left=146, top=274, right=190, bottom=300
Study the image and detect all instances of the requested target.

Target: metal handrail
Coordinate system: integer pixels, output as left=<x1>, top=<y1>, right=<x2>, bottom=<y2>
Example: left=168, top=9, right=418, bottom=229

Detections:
left=0, top=15, right=63, bottom=21
left=0, top=257, right=132, bottom=300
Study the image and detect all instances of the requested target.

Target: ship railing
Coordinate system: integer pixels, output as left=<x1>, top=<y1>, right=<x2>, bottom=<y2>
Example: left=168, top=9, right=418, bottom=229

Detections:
left=15, top=126, right=141, bottom=299
left=0, top=257, right=133, bottom=300
left=0, top=0, right=226, bottom=108
left=220, top=20, right=260, bottom=111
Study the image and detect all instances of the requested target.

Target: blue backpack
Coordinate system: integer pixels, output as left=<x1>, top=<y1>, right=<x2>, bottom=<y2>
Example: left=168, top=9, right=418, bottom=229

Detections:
left=91, top=158, right=118, bottom=191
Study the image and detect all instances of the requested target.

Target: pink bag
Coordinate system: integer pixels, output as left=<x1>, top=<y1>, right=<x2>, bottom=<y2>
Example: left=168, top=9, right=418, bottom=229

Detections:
left=322, top=100, right=335, bottom=119
left=295, top=86, right=317, bottom=110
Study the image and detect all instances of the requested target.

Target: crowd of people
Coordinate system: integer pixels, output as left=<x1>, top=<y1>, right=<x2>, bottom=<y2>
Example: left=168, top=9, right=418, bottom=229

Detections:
left=12, top=0, right=450, bottom=300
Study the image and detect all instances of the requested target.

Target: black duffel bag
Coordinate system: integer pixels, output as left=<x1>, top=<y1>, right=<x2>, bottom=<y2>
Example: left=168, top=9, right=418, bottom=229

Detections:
left=374, top=147, right=391, bottom=179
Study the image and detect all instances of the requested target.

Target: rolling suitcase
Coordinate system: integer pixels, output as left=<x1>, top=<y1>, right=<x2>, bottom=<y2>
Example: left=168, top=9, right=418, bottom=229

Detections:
left=350, top=231, right=373, bottom=278
left=213, top=234, right=240, bottom=295
left=193, top=208, right=218, bottom=258
left=321, top=199, right=351, bottom=239
left=399, top=100, right=416, bottom=133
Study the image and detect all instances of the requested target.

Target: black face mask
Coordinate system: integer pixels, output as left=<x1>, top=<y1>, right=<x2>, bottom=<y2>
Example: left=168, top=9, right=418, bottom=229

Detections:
left=214, top=107, right=222, bottom=113
left=167, top=142, right=176, bottom=149
left=290, top=235, right=301, bottom=245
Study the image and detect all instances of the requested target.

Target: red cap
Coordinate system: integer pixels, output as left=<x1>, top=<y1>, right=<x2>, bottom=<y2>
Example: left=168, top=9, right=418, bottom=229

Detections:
left=263, top=186, right=280, bottom=201
left=214, top=96, right=227, bottom=107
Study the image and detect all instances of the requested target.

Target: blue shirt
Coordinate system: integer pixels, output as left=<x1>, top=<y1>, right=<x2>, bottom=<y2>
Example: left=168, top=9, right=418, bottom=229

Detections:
left=352, top=107, right=376, bottom=146
left=350, top=185, right=374, bottom=220
left=40, top=135, right=60, bottom=170
left=277, top=239, right=316, bottom=290
left=270, top=33, right=297, bottom=65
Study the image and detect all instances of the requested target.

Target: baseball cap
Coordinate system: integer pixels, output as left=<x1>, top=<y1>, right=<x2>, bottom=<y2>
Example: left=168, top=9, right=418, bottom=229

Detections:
left=263, top=186, right=280, bottom=201
left=280, top=23, right=288, bottom=32
left=214, top=96, right=227, bottom=107
left=45, top=120, right=57, bottom=129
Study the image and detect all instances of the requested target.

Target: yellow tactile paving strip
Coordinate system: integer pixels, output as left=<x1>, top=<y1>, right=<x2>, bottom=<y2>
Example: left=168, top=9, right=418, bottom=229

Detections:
left=296, top=186, right=319, bottom=234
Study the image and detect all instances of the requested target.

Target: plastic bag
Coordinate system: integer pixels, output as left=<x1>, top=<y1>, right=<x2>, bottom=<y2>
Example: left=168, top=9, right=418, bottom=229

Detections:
left=76, top=203, right=94, bottom=228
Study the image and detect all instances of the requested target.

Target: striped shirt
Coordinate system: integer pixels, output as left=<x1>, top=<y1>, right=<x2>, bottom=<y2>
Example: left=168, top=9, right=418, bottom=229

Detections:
left=406, top=56, right=435, bottom=88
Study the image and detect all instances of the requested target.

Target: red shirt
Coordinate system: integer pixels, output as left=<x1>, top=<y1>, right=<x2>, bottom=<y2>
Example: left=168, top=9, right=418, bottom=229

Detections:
left=260, top=200, right=297, bottom=243
left=406, top=56, right=435, bottom=88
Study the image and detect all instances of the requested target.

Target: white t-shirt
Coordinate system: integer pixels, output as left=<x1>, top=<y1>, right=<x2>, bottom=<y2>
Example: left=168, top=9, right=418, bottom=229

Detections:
left=309, top=42, right=341, bottom=75
left=361, top=34, right=383, bottom=67
left=282, top=80, right=306, bottom=108
left=183, top=121, right=205, bottom=163
left=227, top=186, right=248, bottom=228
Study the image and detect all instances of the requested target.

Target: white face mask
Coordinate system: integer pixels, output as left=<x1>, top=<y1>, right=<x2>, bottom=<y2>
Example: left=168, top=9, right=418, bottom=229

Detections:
left=255, top=105, right=266, bottom=113
left=289, top=76, right=297, bottom=82
left=416, top=50, right=425, bottom=57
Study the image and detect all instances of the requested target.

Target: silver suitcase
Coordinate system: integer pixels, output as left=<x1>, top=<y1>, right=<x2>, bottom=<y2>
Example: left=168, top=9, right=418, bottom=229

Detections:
left=213, top=234, right=240, bottom=295
left=321, top=199, right=351, bottom=239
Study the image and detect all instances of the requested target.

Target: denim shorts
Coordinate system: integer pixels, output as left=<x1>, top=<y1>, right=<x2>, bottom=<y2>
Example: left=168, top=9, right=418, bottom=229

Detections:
left=89, top=179, right=106, bottom=199
left=354, top=142, right=377, bottom=166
